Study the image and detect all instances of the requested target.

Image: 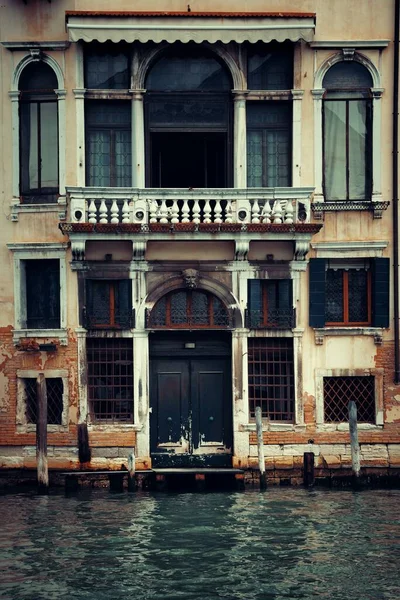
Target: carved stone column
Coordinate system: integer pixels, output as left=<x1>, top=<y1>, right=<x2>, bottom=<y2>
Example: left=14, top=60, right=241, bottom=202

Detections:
left=232, top=90, right=248, bottom=188
left=131, top=89, right=146, bottom=188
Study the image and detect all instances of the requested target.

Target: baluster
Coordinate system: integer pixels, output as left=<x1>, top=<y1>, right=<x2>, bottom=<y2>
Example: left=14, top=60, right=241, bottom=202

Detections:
left=272, top=199, right=283, bottom=224
left=261, top=200, right=271, bottom=223
left=225, top=200, right=233, bottom=223
left=99, top=199, right=108, bottom=223
left=182, top=199, right=190, bottom=223
left=88, top=199, right=97, bottom=223
left=284, top=199, right=294, bottom=224
left=193, top=199, right=201, bottom=224
left=214, top=199, right=223, bottom=223
left=159, top=199, right=169, bottom=223
left=204, top=199, right=212, bottom=223
left=251, top=199, right=261, bottom=223
left=170, top=199, right=179, bottom=223
left=110, top=200, right=119, bottom=224
left=122, top=199, right=130, bottom=223
left=149, top=200, right=158, bottom=223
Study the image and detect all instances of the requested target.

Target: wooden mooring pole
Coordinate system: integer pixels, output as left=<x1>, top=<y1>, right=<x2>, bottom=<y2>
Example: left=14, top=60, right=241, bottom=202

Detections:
left=349, top=400, right=361, bottom=482
left=303, top=452, right=315, bottom=487
left=128, top=450, right=136, bottom=492
left=36, top=373, right=49, bottom=494
left=255, top=406, right=267, bottom=490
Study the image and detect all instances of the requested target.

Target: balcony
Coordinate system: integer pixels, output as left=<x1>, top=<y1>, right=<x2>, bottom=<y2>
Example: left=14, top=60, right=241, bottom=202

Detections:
left=60, top=187, right=322, bottom=262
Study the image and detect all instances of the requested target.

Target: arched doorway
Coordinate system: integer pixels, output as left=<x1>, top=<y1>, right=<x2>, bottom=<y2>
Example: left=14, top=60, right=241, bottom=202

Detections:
left=145, top=43, right=233, bottom=188
left=148, top=289, right=233, bottom=467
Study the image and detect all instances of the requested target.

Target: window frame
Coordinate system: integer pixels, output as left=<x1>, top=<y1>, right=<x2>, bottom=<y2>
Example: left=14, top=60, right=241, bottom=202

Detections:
left=84, top=279, right=133, bottom=330
left=16, top=369, right=69, bottom=433
left=8, top=243, right=68, bottom=345
left=247, top=279, right=294, bottom=329
left=325, top=266, right=372, bottom=327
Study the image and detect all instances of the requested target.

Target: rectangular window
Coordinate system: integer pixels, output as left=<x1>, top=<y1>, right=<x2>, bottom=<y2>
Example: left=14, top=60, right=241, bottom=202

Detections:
left=309, top=258, right=389, bottom=329
left=325, top=267, right=371, bottom=326
left=247, top=42, right=293, bottom=90
left=20, top=100, right=58, bottom=203
left=324, top=376, right=375, bottom=423
left=87, top=338, right=133, bottom=423
left=248, top=338, right=294, bottom=421
left=85, top=101, right=131, bottom=187
left=84, top=280, right=132, bottom=329
left=323, top=97, right=372, bottom=201
left=247, top=103, right=291, bottom=187
left=247, top=279, right=294, bottom=328
left=25, top=259, right=60, bottom=329
left=23, top=377, right=64, bottom=425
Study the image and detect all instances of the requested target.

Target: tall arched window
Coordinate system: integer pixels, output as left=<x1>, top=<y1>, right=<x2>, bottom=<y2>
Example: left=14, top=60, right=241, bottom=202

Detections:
left=323, top=61, right=373, bottom=201
left=145, top=44, right=232, bottom=188
left=19, top=62, right=59, bottom=203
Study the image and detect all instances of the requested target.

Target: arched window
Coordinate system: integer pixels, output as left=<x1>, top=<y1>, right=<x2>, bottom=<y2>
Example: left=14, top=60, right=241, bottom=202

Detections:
left=323, top=61, right=373, bottom=201
left=148, top=289, right=230, bottom=328
left=19, top=62, right=59, bottom=203
left=145, top=44, right=232, bottom=188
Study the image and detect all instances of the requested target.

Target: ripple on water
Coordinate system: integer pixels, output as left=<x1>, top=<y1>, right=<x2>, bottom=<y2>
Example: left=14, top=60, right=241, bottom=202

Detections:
left=0, top=488, right=399, bottom=600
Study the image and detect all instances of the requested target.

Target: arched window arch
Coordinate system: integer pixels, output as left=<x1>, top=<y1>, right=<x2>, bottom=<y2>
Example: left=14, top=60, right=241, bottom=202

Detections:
left=18, top=61, right=59, bottom=203
left=144, top=43, right=233, bottom=188
left=322, top=60, right=373, bottom=201
left=147, top=289, right=230, bottom=328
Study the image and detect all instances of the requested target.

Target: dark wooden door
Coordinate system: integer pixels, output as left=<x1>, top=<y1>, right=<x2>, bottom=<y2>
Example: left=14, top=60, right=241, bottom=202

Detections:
left=150, top=357, right=232, bottom=467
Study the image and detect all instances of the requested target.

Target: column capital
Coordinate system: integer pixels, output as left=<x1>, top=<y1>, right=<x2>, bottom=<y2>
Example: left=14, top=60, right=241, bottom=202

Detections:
left=311, top=88, right=325, bottom=100
left=55, top=89, right=67, bottom=100
left=130, top=88, right=147, bottom=101
left=291, top=89, right=304, bottom=100
left=73, top=88, right=86, bottom=100
left=231, top=89, right=249, bottom=101
left=8, top=90, right=20, bottom=101
left=371, top=88, right=384, bottom=99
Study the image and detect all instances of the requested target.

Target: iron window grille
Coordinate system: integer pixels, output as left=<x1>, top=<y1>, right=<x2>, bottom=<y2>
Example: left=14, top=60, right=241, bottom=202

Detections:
left=324, top=376, right=375, bottom=423
left=325, top=267, right=371, bottom=326
left=248, top=338, right=294, bottom=422
left=247, top=279, right=294, bottom=329
left=24, top=377, right=63, bottom=425
left=84, top=280, right=133, bottom=330
left=147, top=290, right=231, bottom=329
left=87, top=338, right=133, bottom=423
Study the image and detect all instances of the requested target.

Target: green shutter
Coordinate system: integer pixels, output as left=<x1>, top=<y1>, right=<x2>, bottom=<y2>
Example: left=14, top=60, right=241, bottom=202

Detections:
left=117, top=279, right=133, bottom=328
left=248, top=279, right=262, bottom=328
left=309, top=259, right=326, bottom=327
left=371, top=258, right=390, bottom=327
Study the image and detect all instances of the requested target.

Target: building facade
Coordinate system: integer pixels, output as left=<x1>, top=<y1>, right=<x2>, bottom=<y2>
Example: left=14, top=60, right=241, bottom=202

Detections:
left=0, top=0, right=399, bottom=481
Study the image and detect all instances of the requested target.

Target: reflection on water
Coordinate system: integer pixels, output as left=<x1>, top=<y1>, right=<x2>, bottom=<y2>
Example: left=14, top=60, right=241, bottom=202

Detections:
left=0, top=488, right=399, bottom=600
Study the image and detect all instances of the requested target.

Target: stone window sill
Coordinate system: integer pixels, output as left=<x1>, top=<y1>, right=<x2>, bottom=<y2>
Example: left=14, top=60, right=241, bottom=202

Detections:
left=10, top=197, right=66, bottom=222
left=87, top=423, right=143, bottom=432
left=241, top=423, right=306, bottom=432
left=13, top=329, right=68, bottom=346
left=314, top=327, right=384, bottom=345
left=316, top=423, right=384, bottom=432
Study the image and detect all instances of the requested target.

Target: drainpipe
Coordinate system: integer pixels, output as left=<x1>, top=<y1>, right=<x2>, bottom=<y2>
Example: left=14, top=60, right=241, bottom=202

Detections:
left=393, top=0, right=400, bottom=383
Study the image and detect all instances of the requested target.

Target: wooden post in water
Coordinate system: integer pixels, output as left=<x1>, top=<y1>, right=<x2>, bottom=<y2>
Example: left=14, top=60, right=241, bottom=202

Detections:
left=128, top=450, right=136, bottom=492
left=255, top=406, right=267, bottom=489
left=349, top=400, right=361, bottom=481
left=78, top=423, right=91, bottom=464
left=36, top=373, right=49, bottom=494
left=303, top=452, right=315, bottom=486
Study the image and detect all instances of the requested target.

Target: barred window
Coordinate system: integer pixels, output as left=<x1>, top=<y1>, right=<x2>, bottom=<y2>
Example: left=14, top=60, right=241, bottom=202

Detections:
left=148, top=290, right=230, bottom=329
left=23, top=377, right=63, bottom=425
left=324, top=376, right=375, bottom=423
left=87, top=338, right=133, bottom=423
left=248, top=338, right=294, bottom=421
left=84, top=280, right=132, bottom=330
left=326, top=265, right=371, bottom=325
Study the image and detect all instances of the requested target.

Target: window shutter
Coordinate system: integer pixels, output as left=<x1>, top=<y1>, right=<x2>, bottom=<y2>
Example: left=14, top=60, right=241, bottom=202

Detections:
left=248, top=279, right=263, bottom=328
left=309, top=259, right=326, bottom=327
left=371, top=258, right=390, bottom=327
left=117, top=279, right=133, bottom=328
left=278, top=279, right=292, bottom=310
left=84, top=280, right=94, bottom=328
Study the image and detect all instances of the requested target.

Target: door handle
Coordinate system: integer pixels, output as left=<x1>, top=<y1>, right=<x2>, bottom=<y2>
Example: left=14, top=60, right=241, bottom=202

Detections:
left=209, top=416, right=214, bottom=422
left=167, top=416, right=173, bottom=422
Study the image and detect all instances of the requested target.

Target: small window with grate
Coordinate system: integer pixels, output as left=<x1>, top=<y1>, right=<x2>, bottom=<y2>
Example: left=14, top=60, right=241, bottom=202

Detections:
left=324, top=376, right=375, bottom=423
left=248, top=338, right=294, bottom=421
left=84, top=280, right=132, bottom=330
left=87, top=338, right=134, bottom=423
left=24, top=377, right=64, bottom=425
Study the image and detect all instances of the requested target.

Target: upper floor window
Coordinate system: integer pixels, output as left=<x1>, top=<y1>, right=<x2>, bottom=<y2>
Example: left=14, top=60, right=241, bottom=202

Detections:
left=84, top=42, right=130, bottom=89
left=323, top=61, right=373, bottom=201
left=247, top=42, right=293, bottom=90
left=247, top=279, right=294, bottom=329
left=19, top=62, right=59, bottom=203
left=84, top=279, right=133, bottom=330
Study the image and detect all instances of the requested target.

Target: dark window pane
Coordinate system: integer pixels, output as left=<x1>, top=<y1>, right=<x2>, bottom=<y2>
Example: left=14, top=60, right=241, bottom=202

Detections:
left=147, top=98, right=229, bottom=128
left=26, top=259, right=60, bottom=329
left=323, top=61, right=373, bottom=90
left=325, top=269, right=344, bottom=322
left=40, top=103, right=58, bottom=189
left=348, top=270, right=369, bottom=322
left=84, top=43, right=129, bottom=89
left=25, top=377, right=63, bottom=425
left=248, top=43, right=293, bottom=90
left=247, top=103, right=291, bottom=187
left=146, top=52, right=231, bottom=91
left=170, top=291, right=187, bottom=325
left=191, top=292, right=208, bottom=325
left=19, top=62, right=58, bottom=91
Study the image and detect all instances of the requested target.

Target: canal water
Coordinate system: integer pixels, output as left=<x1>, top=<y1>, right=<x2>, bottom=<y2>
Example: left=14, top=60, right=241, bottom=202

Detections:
left=0, top=487, right=399, bottom=600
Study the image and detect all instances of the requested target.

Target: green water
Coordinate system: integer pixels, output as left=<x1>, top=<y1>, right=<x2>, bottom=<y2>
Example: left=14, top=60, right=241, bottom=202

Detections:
left=0, top=488, right=399, bottom=600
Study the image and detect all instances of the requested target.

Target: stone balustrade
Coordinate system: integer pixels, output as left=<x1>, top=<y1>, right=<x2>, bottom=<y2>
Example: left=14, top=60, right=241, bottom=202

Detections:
left=67, top=187, right=314, bottom=226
